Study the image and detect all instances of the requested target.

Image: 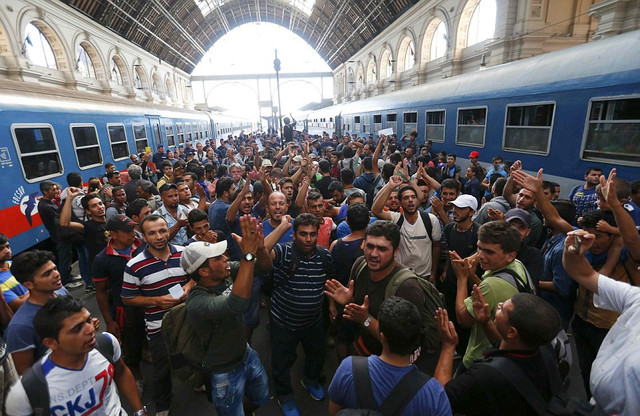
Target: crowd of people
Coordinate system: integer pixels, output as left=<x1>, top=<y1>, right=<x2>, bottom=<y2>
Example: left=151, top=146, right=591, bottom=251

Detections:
left=1, top=127, right=639, bottom=415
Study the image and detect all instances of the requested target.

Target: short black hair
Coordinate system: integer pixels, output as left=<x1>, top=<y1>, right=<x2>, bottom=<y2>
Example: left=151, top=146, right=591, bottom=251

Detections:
left=188, top=209, right=208, bottom=226
left=81, top=194, right=101, bottom=210
left=126, top=198, right=150, bottom=219
left=549, top=199, right=576, bottom=225
left=478, top=220, right=521, bottom=254
left=378, top=297, right=423, bottom=355
left=340, top=168, right=355, bottom=185
left=34, top=296, right=86, bottom=341
left=328, top=181, right=344, bottom=193
left=11, top=250, right=56, bottom=284
left=361, top=157, right=373, bottom=171
left=39, top=180, right=58, bottom=193
left=581, top=209, right=616, bottom=230
left=0, top=233, right=7, bottom=246
left=441, top=178, right=460, bottom=192
left=66, top=172, right=83, bottom=187
left=161, top=160, right=173, bottom=169
left=216, top=177, right=234, bottom=198
left=508, top=293, right=561, bottom=348
left=397, top=185, right=417, bottom=201
left=139, top=214, right=168, bottom=234
left=318, top=159, right=331, bottom=173
left=346, top=203, right=370, bottom=231
left=365, top=220, right=400, bottom=250
left=585, top=166, right=603, bottom=176
left=293, top=213, right=322, bottom=232
left=106, top=170, right=120, bottom=179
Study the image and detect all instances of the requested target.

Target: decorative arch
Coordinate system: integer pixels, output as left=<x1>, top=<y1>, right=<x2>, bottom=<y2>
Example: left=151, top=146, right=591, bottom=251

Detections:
left=20, top=16, right=71, bottom=71
left=379, top=45, right=394, bottom=80
left=347, top=67, right=355, bottom=94
left=151, top=70, right=163, bottom=96
left=356, top=63, right=365, bottom=90
left=456, top=0, right=497, bottom=50
left=133, top=63, right=149, bottom=92
left=0, top=14, right=16, bottom=60
left=76, top=40, right=105, bottom=80
left=110, top=54, right=130, bottom=87
left=397, top=33, right=416, bottom=73
left=366, top=56, right=377, bottom=85
left=421, top=16, right=449, bottom=63
left=165, top=74, right=175, bottom=100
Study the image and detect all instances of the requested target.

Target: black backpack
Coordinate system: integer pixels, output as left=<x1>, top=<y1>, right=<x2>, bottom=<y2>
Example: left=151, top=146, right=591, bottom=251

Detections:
left=493, top=262, right=536, bottom=295
left=483, top=347, right=607, bottom=416
left=20, top=333, right=115, bottom=415
left=336, top=356, right=431, bottom=416
left=54, top=198, right=85, bottom=243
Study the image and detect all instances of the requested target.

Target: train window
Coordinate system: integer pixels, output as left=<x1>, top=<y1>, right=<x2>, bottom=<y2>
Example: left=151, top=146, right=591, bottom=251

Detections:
left=185, top=123, right=192, bottom=142
left=403, top=112, right=418, bottom=134
left=456, top=107, right=487, bottom=146
left=107, top=124, right=130, bottom=161
left=193, top=123, right=200, bottom=140
left=373, top=115, right=382, bottom=133
left=176, top=123, right=184, bottom=144
left=503, top=103, right=554, bottom=154
left=362, top=115, right=370, bottom=133
left=583, top=97, right=640, bottom=165
left=165, top=123, right=175, bottom=146
left=386, top=113, right=397, bottom=134
left=426, top=110, right=446, bottom=143
left=354, top=116, right=361, bottom=133
left=70, top=124, right=102, bottom=169
left=12, top=124, right=63, bottom=182
left=133, top=124, right=149, bottom=154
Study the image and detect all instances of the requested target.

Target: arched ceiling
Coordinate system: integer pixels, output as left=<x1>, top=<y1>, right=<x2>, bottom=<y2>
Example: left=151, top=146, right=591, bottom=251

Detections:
left=62, top=0, right=419, bottom=73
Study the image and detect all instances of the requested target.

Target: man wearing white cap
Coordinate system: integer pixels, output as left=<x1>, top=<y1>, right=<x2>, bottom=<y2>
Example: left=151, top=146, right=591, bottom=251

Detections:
left=183, top=215, right=272, bottom=416
left=442, top=194, right=480, bottom=354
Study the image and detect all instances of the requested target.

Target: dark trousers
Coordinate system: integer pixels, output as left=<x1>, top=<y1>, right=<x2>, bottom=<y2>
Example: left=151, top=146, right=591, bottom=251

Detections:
left=148, top=334, right=172, bottom=411
left=270, top=319, right=325, bottom=401
left=55, top=240, right=73, bottom=285
left=572, top=315, right=609, bottom=396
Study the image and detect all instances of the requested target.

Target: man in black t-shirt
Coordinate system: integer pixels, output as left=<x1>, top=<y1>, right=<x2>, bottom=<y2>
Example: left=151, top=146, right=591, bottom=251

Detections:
left=282, top=116, right=296, bottom=144
left=60, top=188, right=108, bottom=266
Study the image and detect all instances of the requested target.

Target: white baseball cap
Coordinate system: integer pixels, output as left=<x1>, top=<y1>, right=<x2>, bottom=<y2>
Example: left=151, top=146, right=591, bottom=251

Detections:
left=450, top=194, right=478, bottom=211
left=180, top=240, right=228, bottom=274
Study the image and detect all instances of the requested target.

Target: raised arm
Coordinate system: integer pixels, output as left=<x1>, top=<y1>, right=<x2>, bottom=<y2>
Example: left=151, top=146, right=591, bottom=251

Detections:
left=562, top=230, right=599, bottom=294
left=60, top=187, right=84, bottom=231
left=512, top=169, right=573, bottom=234
left=600, top=169, right=640, bottom=262
left=371, top=176, right=402, bottom=220
left=501, top=160, right=521, bottom=207
left=226, top=178, right=251, bottom=224
left=371, top=135, right=385, bottom=178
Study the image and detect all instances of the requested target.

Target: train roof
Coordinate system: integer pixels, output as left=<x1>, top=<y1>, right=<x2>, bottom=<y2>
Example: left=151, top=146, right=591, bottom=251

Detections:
left=312, top=29, right=640, bottom=116
left=0, top=79, right=211, bottom=120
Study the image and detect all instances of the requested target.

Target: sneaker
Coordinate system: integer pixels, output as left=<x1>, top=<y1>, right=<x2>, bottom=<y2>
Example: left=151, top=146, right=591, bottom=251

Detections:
left=64, top=281, right=83, bottom=290
left=301, top=379, right=325, bottom=401
left=71, top=275, right=83, bottom=282
left=279, top=400, right=300, bottom=416
left=85, top=286, right=96, bottom=294
left=156, top=411, right=169, bottom=416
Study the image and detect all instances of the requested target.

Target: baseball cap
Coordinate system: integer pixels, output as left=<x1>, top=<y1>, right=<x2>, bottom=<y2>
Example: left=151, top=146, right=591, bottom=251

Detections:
left=293, top=155, right=303, bottom=162
left=505, top=208, right=531, bottom=226
left=450, top=194, right=478, bottom=211
left=468, top=151, right=480, bottom=158
left=106, top=215, right=136, bottom=232
left=159, top=183, right=178, bottom=193
left=261, top=159, right=273, bottom=167
left=180, top=240, right=228, bottom=274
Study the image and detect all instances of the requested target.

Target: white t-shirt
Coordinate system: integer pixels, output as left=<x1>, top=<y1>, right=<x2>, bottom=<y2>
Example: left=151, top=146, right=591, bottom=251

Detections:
left=7, top=332, right=124, bottom=416
left=590, top=275, right=640, bottom=416
left=388, top=211, right=441, bottom=277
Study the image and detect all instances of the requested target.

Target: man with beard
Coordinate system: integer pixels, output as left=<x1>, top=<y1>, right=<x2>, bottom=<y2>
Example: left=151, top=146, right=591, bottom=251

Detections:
left=372, top=176, right=441, bottom=282
left=122, top=215, right=195, bottom=416
left=60, top=190, right=108, bottom=268
left=265, top=214, right=334, bottom=416
left=153, top=183, right=190, bottom=246
left=225, top=179, right=256, bottom=260
left=568, top=166, right=603, bottom=224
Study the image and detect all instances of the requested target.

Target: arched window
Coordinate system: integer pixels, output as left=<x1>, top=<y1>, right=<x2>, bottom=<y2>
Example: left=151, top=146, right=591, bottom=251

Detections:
left=356, top=65, right=364, bottom=89
left=430, top=21, right=448, bottom=60
left=76, top=44, right=96, bottom=79
left=24, top=23, right=56, bottom=69
left=403, top=40, right=415, bottom=72
left=468, top=0, right=497, bottom=46
left=366, top=58, right=377, bottom=85
left=110, top=58, right=123, bottom=85
left=380, top=49, right=393, bottom=79
left=152, top=72, right=162, bottom=96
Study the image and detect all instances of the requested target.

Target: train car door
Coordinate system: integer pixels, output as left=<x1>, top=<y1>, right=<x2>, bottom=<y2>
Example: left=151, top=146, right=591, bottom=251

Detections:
left=335, top=114, right=342, bottom=137
left=148, top=117, right=164, bottom=151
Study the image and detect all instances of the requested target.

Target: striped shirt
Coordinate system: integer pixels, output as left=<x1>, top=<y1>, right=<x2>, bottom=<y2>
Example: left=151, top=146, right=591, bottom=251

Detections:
left=121, top=244, right=187, bottom=339
left=271, top=243, right=334, bottom=330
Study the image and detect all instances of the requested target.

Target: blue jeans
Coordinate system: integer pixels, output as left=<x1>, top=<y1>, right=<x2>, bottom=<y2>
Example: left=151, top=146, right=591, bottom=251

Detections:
left=74, top=242, right=92, bottom=287
left=210, top=346, right=270, bottom=416
left=55, top=240, right=73, bottom=284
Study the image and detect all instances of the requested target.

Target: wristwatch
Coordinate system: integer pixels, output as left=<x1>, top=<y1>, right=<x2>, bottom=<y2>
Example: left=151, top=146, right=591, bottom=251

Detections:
left=134, top=406, right=148, bottom=416
left=243, top=252, right=255, bottom=262
left=363, top=315, right=372, bottom=328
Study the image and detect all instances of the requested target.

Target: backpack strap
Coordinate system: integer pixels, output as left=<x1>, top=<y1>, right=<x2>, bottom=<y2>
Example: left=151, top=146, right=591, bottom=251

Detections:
left=351, top=356, right=377, bottom=409
left=352, top=256, right=369, bottom=284
left=482, top=356, right=548, bottom=415
left=94, top=333, right=116, bottom=364
left=493, top=265, right=534, bottom=294
left=395, top=212, right=433, bottom=242
left=380, top=368, right=431, bottom=415
left=22, top=360, right=49, bottom=416
left=384, top=268, right=417, bottom=299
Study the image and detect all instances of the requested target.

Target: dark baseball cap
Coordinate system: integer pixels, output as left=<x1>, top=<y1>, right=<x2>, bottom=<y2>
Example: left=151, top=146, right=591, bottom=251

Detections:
left=106, top=215, right=136, bottom=232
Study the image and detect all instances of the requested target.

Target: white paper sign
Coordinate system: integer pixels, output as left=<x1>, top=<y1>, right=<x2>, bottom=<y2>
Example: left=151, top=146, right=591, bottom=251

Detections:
left=255, top=138, right=264, bottom=151
left=378, top=128, right=394, bottom=136
left=169, top=284, right=185, bottom=299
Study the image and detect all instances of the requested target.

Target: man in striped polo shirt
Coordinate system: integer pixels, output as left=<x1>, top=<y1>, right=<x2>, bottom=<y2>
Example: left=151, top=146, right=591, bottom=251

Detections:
left=266, top=213, right=335, bottom=416
left=122, top=214, right=195, bottom=416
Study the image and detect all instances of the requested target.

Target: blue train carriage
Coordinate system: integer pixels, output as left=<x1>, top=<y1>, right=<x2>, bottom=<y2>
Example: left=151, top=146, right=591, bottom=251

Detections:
left=0, top=79, right=213, bottom=254
left=307, top=29, right=640, bottom=191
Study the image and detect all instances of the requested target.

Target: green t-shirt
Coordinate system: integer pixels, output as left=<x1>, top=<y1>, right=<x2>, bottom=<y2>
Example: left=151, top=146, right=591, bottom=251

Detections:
left=462, top=260, right=527, bottom=368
